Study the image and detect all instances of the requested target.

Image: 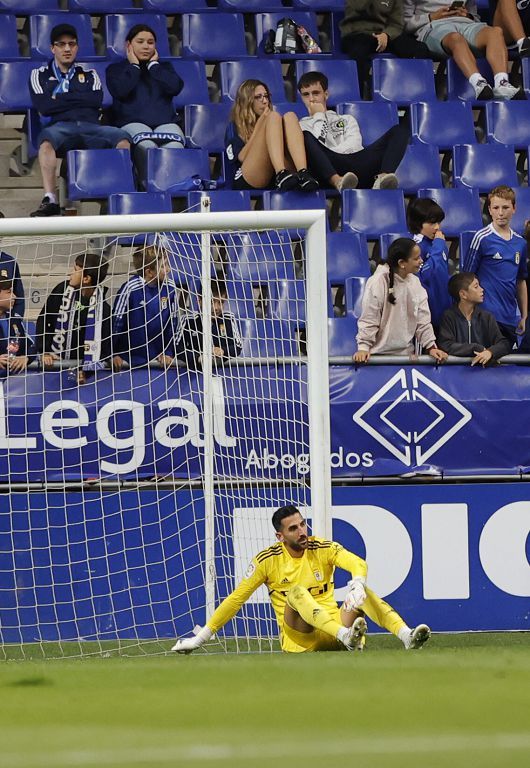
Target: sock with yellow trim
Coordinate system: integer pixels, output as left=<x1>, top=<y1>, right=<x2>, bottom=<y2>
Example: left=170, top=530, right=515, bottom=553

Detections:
left=286, top=585, right=343, bottom=640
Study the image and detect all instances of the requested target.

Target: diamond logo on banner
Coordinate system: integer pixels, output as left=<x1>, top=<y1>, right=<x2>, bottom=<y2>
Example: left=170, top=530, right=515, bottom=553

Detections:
left=352, top=369, right=472, bottom=466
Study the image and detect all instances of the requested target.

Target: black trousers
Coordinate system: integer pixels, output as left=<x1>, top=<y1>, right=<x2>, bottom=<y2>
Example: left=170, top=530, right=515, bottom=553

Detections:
left=303, top=124, right=410, bottom=188
left=341, top=32, right=432, bottom=96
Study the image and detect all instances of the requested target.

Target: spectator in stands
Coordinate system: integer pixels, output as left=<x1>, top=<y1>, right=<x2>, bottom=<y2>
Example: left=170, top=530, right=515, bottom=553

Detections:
left=112, top=244, right=179, bottom=370
left=438, top=272, right=512, bottom=363
left=28, top=23, right=131, bottom=217
left=37, top=252, right=111, bottom=384
left=353, top=237, right=447, bottom=362
left=0, top=249, right=25, bottom=317
left=403, top=0, right=522, bottom=99
left=106, top=24, right=185, bottom=189
left=176, top=278, right=243, bottom=370
left=340, top=0, right=432, bottom=96
left=297, top=71, right=409, bottom=191
left=489, top=0, right=530, bottom=52
left=224, top=79, right=319, bottom=192
left=407, top=197, right=451, bottom=333
left=0, top=280, right=34, bottom=374
left=464, top=185, right=527, bottom=349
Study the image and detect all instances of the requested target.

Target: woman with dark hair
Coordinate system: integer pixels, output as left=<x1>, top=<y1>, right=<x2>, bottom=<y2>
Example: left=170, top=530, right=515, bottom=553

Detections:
left=353, top=237, right=447, bottom=363
left=224, top=79, right=318, bottom=191
left=106, top=24, right=185, bottom=186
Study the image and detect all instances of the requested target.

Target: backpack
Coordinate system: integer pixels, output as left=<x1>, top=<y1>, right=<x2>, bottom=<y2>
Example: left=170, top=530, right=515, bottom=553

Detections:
left=264, top=17, right=322, bottom=55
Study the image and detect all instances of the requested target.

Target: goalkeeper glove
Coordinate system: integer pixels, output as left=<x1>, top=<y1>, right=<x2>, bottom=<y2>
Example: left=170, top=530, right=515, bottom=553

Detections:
left=171, top=625, right=212, bottom=654
left=342, top=576, right=367, bottom=611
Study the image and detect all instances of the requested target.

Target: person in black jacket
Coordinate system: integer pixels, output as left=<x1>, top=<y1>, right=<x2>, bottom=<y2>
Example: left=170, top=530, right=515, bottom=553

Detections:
left=28, top=23, right=131, bottom=217
left=37, top=252, right=112, bottom=383
left=438, top=272, right=512, bottom=365
left=0, top=280, right=35, bottom=375
left=106, top=24, right=185, bottom=188
left=176, top=278, right=243, bottom=370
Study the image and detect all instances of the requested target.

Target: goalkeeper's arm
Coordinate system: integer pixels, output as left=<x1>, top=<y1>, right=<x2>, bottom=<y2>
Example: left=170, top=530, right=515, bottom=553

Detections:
left=330, top=542, right=368, bottom=611
left=172, top=561, right=266, bottom=653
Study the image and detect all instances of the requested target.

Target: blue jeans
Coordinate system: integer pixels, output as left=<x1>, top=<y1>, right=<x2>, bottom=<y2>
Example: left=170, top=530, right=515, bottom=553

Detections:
left=39, top=120, right=130, bottom=153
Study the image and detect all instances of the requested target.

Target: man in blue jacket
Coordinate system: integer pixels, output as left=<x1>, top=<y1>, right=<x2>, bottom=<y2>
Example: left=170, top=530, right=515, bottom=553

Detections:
left=28, top=23, right=131, bottom=217
left=106, top=24, right=185, bottom=188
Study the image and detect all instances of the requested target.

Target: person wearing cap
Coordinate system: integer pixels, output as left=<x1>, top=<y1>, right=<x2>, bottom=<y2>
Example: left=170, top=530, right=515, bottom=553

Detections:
left=28, top=23, right=131, bottom=217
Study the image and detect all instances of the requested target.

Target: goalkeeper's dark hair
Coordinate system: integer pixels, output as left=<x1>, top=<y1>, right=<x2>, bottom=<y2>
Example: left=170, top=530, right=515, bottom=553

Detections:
left=272, top=504, right=301, bottom=531
left=386, top=237, right=417, bottom=306
left=74, top=252, right=108, bottom=286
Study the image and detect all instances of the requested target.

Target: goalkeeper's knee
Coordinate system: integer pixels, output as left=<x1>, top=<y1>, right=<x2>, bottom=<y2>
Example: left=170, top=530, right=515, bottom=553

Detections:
left=286, top=584, right=311, bottom=612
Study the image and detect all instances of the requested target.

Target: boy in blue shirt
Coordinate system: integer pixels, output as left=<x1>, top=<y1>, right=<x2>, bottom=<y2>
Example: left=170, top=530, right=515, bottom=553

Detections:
left=407, top=197, right=451, bottom=333
left=464, top=185, right=528, bottom=349
left=112, top=244, right=179, bottom=369
left=0, top=280, right=34, bottom=374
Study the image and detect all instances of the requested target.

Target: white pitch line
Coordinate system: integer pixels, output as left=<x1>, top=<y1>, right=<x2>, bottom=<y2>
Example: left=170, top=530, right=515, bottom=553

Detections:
left=1, top=732, right=530, bottom=767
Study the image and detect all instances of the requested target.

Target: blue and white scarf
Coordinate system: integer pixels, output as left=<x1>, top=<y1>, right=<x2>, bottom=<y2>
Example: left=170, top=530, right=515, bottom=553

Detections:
left=51, top=284, right=105, bottom=371
left=52, top=61, right=77, bottom=97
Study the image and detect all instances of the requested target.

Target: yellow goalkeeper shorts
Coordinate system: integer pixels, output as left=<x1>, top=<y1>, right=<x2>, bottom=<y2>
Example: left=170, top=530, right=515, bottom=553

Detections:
left=280, top=605, right=344, bottom=653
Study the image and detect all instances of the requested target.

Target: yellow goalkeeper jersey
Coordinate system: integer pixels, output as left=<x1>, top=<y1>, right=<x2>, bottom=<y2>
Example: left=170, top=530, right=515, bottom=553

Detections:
left=206, top=537, right=367, bottom=646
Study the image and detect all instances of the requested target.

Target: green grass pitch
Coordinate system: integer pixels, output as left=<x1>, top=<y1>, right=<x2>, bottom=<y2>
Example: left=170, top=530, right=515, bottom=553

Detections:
left=0, top=633, right=529, bottom=768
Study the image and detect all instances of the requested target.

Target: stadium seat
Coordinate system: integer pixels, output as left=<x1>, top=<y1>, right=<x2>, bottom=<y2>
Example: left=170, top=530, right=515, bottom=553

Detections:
left=219, top=60, right=286, bottom=103
left=107, top=192, right=172, bottom=215
left=219, top=0, right=285, bottom=9
left=341, top=189, right=407, bottom=237
left=410, top=101, right=477, bottom=149
left=328, top=316, right=357, bottom=356
left=417, top=188, right=483, bottom=238
left=185, top=103, right=232, bottom=152
left=503, top=187, right=530, bottom=234
left=295, top=60, right=361, bottom=104
left=105, top=14, right=171, bottom=59
left=255, top=12, right=324, bottom=57
left=269, top=279, right=309, bottom=326
left=231, top=231, right=296, bottom=282
left=0, top=0, right=59, bottom=10
left=345, top=276, right=367, bottom=319
left=0, top=61, right=36, bottom=112
left=372, top=59, right=437, bottom=105
left=145, top=148, right=211, bottom=194
left=273, top=102, right=308, bottom=119
left=446, top=58, right=494, bottom=102
left=239, top=318, right=299, bottom=358
left=30, top=14, right=98, bottom=60
left=69, top=0, right=137, bottom=10
left=181, top=13, right=249, bottom=59
left=167, top=60, right=209, bottom=107
left=452, top=144, right=519, bottom=192
left=395, top=144, right=443, bottom=194
left=187, top=190, right=252, bottom=211
left=224, top=278, right=257, bottom=321
left=78, top=60, right=113, bottom=107
left=458, top=230, right=476, bottom=270
left=143, top=0, right=210, bottom=9
left=522, top=57, right=530, bottom=98
left=485, top=101, right=530, bottom=149
left=378, top=232, right=412, bottom=261
left=326, top=231, right=370, bottom=282
left=336, top=102, right=399, bottom=146
left=67, top=149, right=135, bottom=200
left=262, top=190, right=328, bottom=215
left=0, top=16, right=20, bottom=60
left=293, top=0, right=344, bottom=8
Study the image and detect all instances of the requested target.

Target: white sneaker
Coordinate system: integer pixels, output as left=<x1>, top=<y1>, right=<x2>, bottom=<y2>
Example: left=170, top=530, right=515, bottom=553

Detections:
left=341, top=616, right=368, bottom=651
left=493, top=79, right=521, bottom=100
left=338, top=171, right=358, bottom=192
left=405, top=623, right=431, bottom=650
left=473, top=79, right=493, bottom=100
left=372, top=173, right=398, bottom=190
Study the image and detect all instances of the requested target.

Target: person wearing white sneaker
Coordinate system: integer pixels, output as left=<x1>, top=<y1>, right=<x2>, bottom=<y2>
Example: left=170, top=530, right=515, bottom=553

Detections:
left=489, top=0, right=530, bottom=57
left=297, top=71, right=409, bottom=191
left=172, top=505, right=432, bottom=655
left=403, top=0, right=522, bottom=100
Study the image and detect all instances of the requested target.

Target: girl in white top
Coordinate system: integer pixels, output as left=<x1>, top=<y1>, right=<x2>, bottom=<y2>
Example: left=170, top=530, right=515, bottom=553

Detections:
left=353, top=237, right=447, bottom=363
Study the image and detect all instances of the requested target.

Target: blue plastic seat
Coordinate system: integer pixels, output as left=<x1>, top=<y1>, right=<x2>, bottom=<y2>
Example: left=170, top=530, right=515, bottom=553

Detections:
left=224, top=278, right=257, bottom=321
left=293, top=0, right=344, bottom=8
left=269, top=279, right=308, bottom=326
left=262, top=190, right=328, bottom=214
left=69, top=0, right=136, bottom=10
left=219, top=0, right=285, bottom=8
left=185, top=103, right=231, bottom=151
left=166, top=60, right=209, bottom=107
left=30, top=14, right=97, bottom=60
left=105, top=14, right=171, bottom=59
left=0, top=62, right=36, bottom=112
left=0, top=16, right=20, bottom=60
left=108, top=191, right=172, bottom=215
left=231, top=231, right=296, bottom=282
left=342, top=189, right=407, bottom=237
left=143, top=0, right=210, bottom=9
left=485, top=101, right=530, bottom=149
left=145, top=148, right=210, bottom=194
left=187, top=190, right=252, bottom=211
left=182, top=13, right=249, bottom=59
left=328, top=316, right=357, bottom=356
left=274, top=102, right=308, bottom=119
left=0, top=0, right=59, bottom=10
left=378, top=232, right=412, bottom=261
left=503, top=187, right=530, bottom=235
left=78, top=60, right=113, bottom=107
left=395, top=144, right=443, bottom=194
left=295, top=60, right=361, bottom=104
left=345, top=276, right=368, bottom=319
left=326, top=231, right=370, bottom=282
left=416, top=188, right=483, bottom=238
left=459, top=229, right=477, bottom=271
left=446, top=58, right=494, bottom=103
left=522, top=58, right=530, bottom=98
left=240, top=318, right=299, bottom=358
left=372, top=59, right=437, bottom=105
left=336, top=101, right=399, bottom=146
left=255, top=12, right=324, bottom=57
left=410, top=101, right=477, bottom=150
left=67, top=148, right=135, bottom=200
left=219, top=60, right=286, bottom=102
left=452, top=144, right=519, bottom=191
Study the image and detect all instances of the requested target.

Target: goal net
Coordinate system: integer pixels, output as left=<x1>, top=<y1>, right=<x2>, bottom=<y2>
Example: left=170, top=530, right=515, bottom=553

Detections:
left=0, top=207, right=330, bottom=659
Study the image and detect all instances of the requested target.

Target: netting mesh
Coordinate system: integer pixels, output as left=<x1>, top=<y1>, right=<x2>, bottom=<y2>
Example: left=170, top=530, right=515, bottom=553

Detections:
left=0, top=215, right=324, bottom=658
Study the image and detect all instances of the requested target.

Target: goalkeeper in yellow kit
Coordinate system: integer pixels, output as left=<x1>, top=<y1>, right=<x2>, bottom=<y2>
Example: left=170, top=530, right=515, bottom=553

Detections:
left=172, top=504, right=431, bottom=653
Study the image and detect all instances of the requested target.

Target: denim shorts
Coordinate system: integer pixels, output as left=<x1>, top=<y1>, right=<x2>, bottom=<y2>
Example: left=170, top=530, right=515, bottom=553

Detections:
left=39, top=121, right=130, bottom=153
left=423, top=18, right=488, bottom=58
